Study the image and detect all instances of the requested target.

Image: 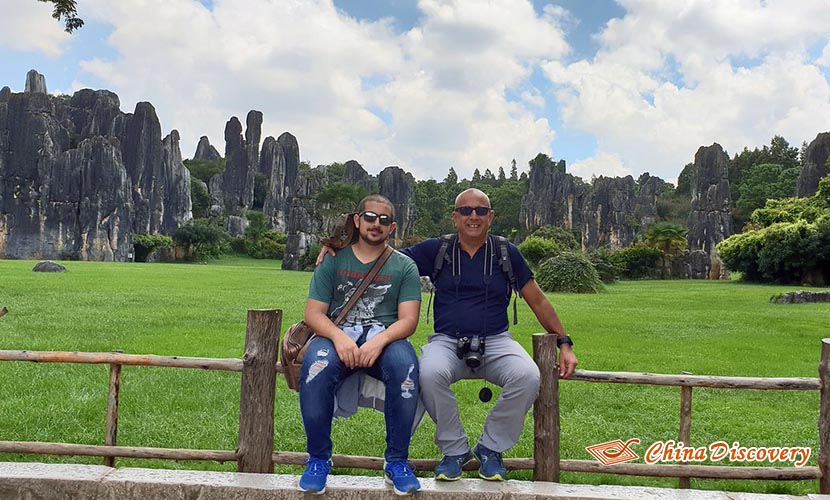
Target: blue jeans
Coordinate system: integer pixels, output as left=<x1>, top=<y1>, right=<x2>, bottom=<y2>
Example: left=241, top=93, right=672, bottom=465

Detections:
left=299, top=334, right=419, bottom=462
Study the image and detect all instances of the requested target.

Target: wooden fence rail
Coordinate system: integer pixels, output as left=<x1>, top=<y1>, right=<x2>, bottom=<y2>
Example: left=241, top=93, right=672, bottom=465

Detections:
left=0, top=310, right=827, bottom=493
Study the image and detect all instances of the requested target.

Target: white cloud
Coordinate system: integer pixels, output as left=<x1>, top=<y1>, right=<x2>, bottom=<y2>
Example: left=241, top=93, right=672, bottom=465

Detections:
left=569, top=152, right=632, bottom=180
left=68, top=0, right=568, bottom=181
left=0, top=0, right=70, bottom=58
left=544, top=0, right=830, bottom=181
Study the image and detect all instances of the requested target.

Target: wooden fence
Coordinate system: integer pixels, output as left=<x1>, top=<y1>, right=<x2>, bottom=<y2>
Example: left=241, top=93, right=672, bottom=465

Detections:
left=0, top=308, right=827, bottom=492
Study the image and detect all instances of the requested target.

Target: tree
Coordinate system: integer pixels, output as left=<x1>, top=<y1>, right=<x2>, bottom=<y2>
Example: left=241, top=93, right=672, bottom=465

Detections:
left=414, top=179, right=449, bottom=238
left=472, top=168, right=482, bottom=183
left=38, top=0, right=83, bottom=32
left=488, top=179, right=527, bottom=238
left=183, top=158, right=225, bottom=183
left=190, top=178, right=211, bottom=219
left=497, top=166, right=506, bottom=184
left=316, top=182, right=368, bottom=214
left=718, top=178, right=830, bottom=285
left=510, top=159, right=518, bottom=181
left=736, top=163, right=799, bottom=216
left=643, top=222, right=688, bottom=278
left=173, top=220, right=229, bottom=260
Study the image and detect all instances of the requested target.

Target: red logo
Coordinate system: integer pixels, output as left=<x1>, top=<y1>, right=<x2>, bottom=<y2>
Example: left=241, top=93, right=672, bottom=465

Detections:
left=586, top=438, right=641, bottom=465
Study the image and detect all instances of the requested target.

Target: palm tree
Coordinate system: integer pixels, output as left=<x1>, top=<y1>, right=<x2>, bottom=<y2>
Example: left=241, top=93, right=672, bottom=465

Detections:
left=644, top=222, right=688, bottom=278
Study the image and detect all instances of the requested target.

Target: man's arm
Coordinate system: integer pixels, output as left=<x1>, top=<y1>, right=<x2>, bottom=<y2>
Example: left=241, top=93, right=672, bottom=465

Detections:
left=304, top=299, right=361, bottom=369
left=520, top=279, right=578, bottom=379
left=356, top=299, right=420, bottom=367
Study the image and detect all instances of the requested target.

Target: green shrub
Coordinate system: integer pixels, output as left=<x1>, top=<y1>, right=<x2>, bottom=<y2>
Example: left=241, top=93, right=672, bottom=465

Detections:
left=132, top=233, right=173, bottom=262
left=530, top=225, right=579, bottom=250
left=173, top=219, right=229, bottom=261
left=183, top=158, right=225, bottom=183
left=245, top=232, right=286, bottom=260
left=587, top=248, right=624, bottom=283
left=609, top=245, right=663, bottom=279
left=518, top=236, right=562, bottom=266
left=535, top=251, right=604, bottom=293
left=299, top=244, right=322, bottom=271
left=718, top=178, right=830, bottom=285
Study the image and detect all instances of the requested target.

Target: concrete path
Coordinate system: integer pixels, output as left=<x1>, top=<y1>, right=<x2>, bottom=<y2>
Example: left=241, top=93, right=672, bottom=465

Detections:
left=1, top=462, right=828, bottom=499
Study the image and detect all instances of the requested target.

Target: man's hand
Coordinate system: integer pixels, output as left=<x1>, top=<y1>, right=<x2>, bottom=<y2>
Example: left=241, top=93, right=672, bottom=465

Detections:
left=332, top=332, right=360, bottom=369
left=315, top=245, right=336, bottom=266
left=356, top=335, right=387, bottom=367
left=558, top=345, right=578, bottom=378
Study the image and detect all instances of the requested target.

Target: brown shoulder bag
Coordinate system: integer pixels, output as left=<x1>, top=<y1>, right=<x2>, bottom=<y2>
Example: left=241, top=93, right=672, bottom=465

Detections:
left=281, top=245, right=393, bottom=390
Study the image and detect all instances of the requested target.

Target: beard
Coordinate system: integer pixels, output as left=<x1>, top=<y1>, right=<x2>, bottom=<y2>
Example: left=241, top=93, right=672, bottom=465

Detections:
left=359, top=229, right=387, bottom=246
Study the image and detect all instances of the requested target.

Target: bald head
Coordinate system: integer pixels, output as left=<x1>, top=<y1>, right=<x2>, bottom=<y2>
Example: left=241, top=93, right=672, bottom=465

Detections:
left=454, top=188, right=491, bottom=208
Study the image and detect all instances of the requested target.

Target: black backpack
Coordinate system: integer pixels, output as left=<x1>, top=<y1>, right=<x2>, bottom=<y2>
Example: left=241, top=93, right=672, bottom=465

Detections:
left=428, top=233, right=522, bottom=325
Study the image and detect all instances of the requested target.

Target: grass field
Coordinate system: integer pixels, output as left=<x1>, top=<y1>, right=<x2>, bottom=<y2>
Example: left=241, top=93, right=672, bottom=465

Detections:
left=0, top=256, right=828, bottom=495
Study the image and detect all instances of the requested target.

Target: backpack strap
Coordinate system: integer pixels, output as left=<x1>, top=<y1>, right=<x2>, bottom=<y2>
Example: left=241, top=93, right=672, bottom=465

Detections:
left=493, top=235, right=520, bottom=325
left=426, top=234, right=456, bottom=324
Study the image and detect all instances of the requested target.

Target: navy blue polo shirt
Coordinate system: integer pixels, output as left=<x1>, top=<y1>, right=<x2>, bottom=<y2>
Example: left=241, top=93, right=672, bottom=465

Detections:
left=400, top=236, right=534, bottom=338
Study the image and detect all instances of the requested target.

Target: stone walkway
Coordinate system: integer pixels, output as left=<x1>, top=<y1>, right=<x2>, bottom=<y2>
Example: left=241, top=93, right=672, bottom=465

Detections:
left=1, top=462, right=828, bottom=499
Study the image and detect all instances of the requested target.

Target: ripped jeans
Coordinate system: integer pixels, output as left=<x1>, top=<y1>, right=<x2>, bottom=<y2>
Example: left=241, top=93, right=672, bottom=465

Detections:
left=299, top=332, right=419, bottom=462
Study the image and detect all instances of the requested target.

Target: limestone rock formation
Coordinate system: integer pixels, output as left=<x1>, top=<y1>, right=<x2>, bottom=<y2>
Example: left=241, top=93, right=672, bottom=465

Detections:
left=277, top=132, right=301, bottom=195
left=520, top=159, right=586, bottom=238
left=214, top=116, right=255, bottom=215
left=378, top=166, right=415, bottom=243
left=344, top=160, right=374, bottom=191
left=193, top=136, right=222, bottom=162
left=0, top=87, right=10, bottom=102
left=0, top=71, right=192, bottom=261
left=687, top=143, right=733, bottom=279
left=260, top=136, right=288, bottom=231
left=581, top=176, right=639, bottom=250
left=24, top=69, right=47, bottom=94
left=796, top=132, right=830, bottom=197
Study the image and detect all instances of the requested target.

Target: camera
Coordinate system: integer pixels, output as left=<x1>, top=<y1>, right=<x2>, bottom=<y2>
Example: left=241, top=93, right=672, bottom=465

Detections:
left=456, top=336, right=486, bottom=368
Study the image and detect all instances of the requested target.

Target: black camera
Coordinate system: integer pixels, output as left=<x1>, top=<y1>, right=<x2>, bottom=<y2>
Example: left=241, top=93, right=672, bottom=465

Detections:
left=456, top=336, right=486, bottom=368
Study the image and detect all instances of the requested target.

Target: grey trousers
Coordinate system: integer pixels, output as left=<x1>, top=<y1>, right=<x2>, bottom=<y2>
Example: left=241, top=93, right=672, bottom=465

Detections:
left=419, top=331, right=541, bottom=456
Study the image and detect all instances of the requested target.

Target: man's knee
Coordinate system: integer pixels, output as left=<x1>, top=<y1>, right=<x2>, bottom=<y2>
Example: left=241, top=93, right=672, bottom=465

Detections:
left=506, top=363, right=541, bottom=397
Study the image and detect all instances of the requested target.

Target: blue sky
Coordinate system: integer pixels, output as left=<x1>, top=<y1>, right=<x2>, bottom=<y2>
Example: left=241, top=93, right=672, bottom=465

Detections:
left=2, top=0, right=829, bottom=184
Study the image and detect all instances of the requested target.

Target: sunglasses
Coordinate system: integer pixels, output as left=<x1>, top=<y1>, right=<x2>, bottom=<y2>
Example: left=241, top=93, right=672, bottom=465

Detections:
left=359, top=211, right=393, bottom=226
left=454, top=206, right=492, bottom=216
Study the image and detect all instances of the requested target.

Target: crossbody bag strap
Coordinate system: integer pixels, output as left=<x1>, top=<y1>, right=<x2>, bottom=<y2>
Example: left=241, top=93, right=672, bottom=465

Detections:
left=331, top=245, right=394, bottom=326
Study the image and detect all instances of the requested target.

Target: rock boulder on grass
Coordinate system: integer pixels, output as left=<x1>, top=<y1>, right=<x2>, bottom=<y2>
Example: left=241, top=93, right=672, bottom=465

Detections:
left=770, top=291, right=830, bottom=304
left=32, top=261, right=66, bottom=272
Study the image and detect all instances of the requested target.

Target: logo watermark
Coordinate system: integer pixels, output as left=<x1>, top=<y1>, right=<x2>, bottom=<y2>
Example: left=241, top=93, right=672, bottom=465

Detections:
left=587, top=439, right=811, bottom=467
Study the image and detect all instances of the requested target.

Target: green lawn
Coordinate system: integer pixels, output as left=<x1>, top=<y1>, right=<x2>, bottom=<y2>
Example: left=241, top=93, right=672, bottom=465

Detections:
left=0, top=257, right=828, bottom=495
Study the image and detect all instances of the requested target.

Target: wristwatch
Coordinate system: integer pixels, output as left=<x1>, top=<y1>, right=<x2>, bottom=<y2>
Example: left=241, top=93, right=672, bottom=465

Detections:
left=556, top=335, right=574, bottom=348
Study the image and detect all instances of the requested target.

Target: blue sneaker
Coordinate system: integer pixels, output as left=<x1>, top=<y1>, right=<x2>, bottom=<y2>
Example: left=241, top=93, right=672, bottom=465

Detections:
left=384, top=460, right=421, bottom=496
left=473, top=444, right=506, bottom=481
left=434, top=451, right=472, bottom=481
left=298, top=457, right=331, bottom=494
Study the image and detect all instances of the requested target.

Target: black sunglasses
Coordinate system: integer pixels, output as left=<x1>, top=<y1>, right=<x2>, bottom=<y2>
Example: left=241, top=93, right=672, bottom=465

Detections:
left=454, top=206, right=492, bottom=216
left=359, top=211, right=393, bottom=226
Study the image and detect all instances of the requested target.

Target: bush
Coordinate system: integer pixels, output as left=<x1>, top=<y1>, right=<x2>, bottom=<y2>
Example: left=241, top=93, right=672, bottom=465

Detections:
left=536, top=251, right=604, bottom=293
left=530, top=225, right=579, bottom=250
left=609, top=245, right=663, bottom=279
left=587, top=248, right=624, bottom=283
left=518, top=236, right=563, bottom=267
left=245, top=231, right=286, bottom=260
left=299, top=243, right=322, bottom=271
left=718, top=217, right=830, bottom=284
left=173, top=219, right=229, bottom=261
left=132, top=233, right=173, bottom=262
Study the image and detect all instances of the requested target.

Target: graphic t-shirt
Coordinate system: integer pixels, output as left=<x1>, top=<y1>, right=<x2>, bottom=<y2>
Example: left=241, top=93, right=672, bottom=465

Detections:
left=308, top=246, right=422, bottom=329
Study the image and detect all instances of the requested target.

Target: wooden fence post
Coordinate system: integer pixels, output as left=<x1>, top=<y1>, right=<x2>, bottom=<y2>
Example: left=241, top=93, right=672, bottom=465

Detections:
left=237, top=309, right=281, bottom=473
left=104, top=350, right=123, bottom=467
left=533, top=333, right=559, bottom=482
left=678, top=383, right=693, bottom=488
left=819, top=338, right=830, bottom=494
